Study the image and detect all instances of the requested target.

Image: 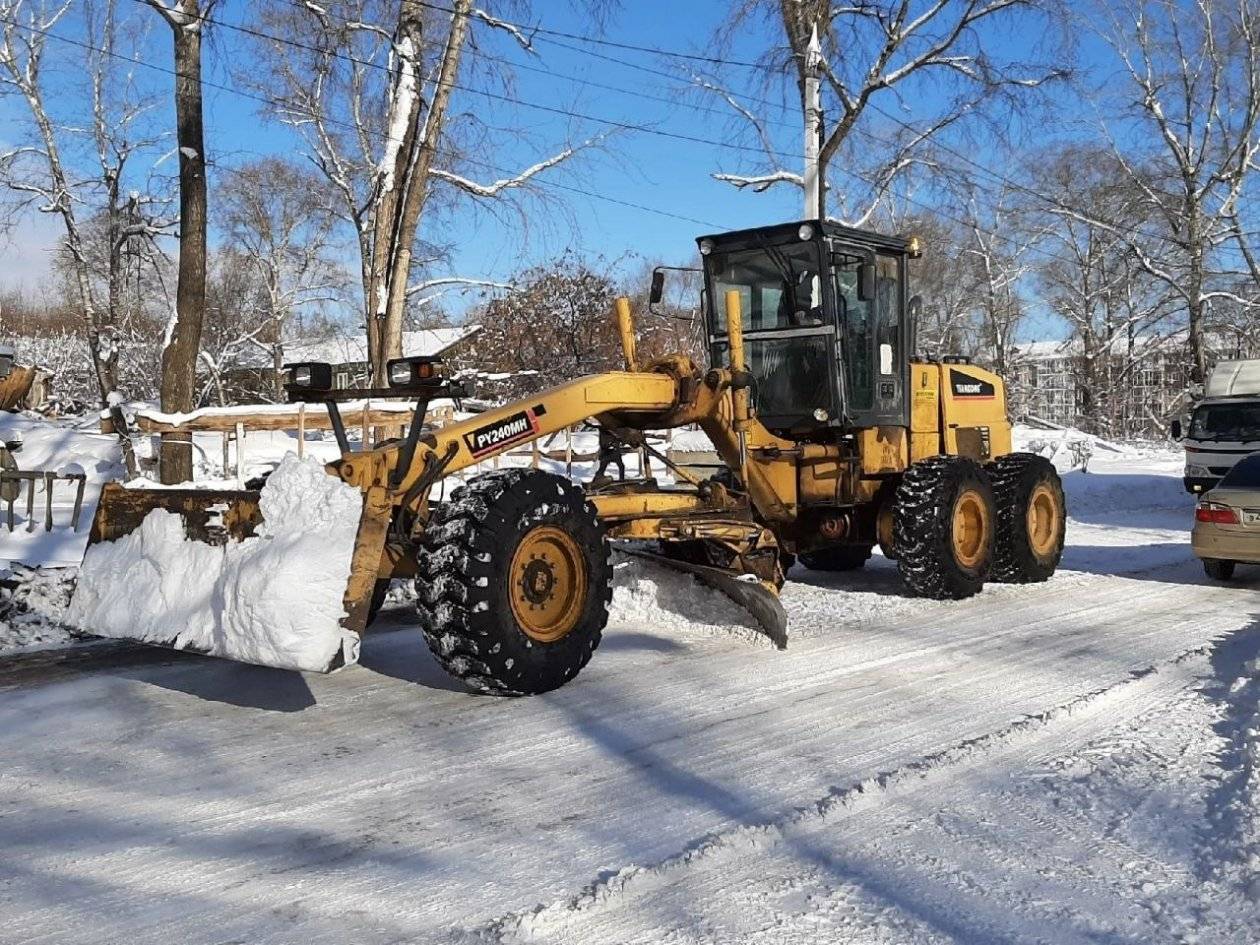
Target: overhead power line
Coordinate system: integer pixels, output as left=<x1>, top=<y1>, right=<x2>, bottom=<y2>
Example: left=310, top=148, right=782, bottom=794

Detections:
left=0, top=10, right=730, bottom=230
left=0, top=8, right=1097, bottom=267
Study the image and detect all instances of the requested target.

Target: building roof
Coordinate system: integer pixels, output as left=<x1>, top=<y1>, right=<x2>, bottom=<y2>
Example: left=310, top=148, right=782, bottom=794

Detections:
left=1012, top=328, right=1255, bottom=364
left=235, top=324, right=481, bottom=369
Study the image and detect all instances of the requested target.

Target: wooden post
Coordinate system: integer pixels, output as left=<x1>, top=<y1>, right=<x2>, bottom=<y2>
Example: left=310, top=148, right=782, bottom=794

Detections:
left=531, top=439, right=540, bottom=469
left=361, top=400, right=370, bottom=448
left=297, top=403, right=306, bottom=459
left=222, top=431, right=230, bottom=478
left=565, top=427, right=573, bottom=477
left=235, top=421, right=246, bottom=487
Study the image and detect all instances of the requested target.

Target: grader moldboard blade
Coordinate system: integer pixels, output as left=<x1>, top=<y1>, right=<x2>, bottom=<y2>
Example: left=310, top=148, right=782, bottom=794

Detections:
left=622, top=549, right=788, bottom=649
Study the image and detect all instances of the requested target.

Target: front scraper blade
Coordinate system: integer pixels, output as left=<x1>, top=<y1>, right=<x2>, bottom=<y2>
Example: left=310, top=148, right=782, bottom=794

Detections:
left=624, top=550, right=788, bottom=649
left=69, top=456, right=368, bottom=674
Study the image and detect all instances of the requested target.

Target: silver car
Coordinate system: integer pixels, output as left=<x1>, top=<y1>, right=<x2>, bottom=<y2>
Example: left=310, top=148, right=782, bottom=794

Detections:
left=1193, top=450, right=1260, bottom=580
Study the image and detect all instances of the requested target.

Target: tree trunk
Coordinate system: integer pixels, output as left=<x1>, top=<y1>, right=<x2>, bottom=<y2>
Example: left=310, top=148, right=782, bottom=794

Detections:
left=159, top=18, right=210, bottom=483
left=1186, top=236, right=1208, bottom=387
left=367, top=0, right=471, bottom=386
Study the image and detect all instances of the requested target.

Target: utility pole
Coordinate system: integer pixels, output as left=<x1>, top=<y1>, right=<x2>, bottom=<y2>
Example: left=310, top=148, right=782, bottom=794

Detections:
left=803, top=23, right=824, bottom=220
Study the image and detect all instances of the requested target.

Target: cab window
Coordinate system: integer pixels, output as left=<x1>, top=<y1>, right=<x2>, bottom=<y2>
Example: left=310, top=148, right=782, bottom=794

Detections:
left=708, top=243, right=825, bottom=332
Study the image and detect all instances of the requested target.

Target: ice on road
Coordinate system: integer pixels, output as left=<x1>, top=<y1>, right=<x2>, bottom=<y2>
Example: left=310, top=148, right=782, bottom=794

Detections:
left=0, top=448, right=1257, bottom=944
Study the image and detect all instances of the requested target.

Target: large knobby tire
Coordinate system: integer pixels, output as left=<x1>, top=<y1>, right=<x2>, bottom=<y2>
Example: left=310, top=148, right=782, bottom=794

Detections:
left=987, top=453, right=1066, bottom=584
left=416, top=468, right=612, bottom=696
left=893, top=455, right=996, bottom=600
left=799, top=544, right=873, bottom=572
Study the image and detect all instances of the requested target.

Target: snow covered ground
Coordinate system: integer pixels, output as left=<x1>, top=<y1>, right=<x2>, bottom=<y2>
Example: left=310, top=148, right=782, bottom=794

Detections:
left=1, top=437, right=1258, bottom=943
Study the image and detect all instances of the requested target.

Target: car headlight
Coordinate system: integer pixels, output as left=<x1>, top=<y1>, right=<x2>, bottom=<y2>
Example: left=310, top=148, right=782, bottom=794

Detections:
left=1186, top=464, right=1212, bottom=477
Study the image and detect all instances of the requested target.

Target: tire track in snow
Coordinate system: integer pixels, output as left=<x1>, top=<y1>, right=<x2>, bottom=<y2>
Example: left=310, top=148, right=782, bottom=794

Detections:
left=459, top=639, right=1223, bottom=944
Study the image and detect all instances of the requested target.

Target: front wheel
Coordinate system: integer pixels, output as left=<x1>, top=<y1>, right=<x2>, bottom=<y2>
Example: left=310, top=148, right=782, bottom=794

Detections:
left=1203, top=559, right=1236, bottom=581
left=893, top=456, right=996, bottom=600
left=416, top=468, right=612, bottom=695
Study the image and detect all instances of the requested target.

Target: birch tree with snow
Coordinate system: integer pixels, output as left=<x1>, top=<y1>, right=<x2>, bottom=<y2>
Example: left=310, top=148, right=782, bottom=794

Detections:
left=245, top=0, right=600, bottom=385
left=1032, top=146, right=1177, bottom=436
left=1080, top=0, right=1260, bottom=385
left=219, top=158, right=348, bottom=399
left=0, top=0, right=174, bottom=406
left=704, top=0, right=1065, bottom=225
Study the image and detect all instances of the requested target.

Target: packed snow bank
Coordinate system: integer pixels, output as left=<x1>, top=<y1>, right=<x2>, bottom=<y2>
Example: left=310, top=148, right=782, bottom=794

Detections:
left=0, top=565, right=79, bottom=655
left=608, top=551, right=767, bottom=645
left=66, top=455, right=363, bottom=673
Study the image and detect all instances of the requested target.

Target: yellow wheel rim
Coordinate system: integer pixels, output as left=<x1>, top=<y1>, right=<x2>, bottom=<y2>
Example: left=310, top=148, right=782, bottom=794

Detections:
left=1027, top=483, right=1061, bottom=558
left=509, top=525, right=587, bottom=643
left=951, top=489, right=990, bottom=569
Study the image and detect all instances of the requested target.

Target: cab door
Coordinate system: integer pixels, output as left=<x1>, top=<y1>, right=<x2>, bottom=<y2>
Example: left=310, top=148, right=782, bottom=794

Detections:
left=833, top=249, right=909, bottom=429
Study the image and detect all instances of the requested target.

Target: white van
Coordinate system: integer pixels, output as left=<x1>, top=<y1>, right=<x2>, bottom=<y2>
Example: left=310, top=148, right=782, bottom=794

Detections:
left=1180, top=359, right=1260, bottom=493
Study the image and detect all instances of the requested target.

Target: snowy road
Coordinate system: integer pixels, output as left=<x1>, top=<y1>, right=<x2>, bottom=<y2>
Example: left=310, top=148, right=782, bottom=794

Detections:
left=1, top=455, right=1259, bottom=943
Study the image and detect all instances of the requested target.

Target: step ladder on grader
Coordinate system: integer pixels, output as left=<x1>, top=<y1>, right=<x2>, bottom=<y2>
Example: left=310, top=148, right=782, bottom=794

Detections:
left=90, top=220, right=1066, bottom=695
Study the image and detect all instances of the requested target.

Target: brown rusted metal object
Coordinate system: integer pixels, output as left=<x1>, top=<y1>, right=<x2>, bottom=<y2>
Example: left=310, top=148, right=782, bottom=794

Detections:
left=90, top=482, right=263, bottom=545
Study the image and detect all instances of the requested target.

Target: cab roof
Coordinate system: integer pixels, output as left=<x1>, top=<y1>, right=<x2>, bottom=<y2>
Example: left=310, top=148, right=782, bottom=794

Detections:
left=695, top=219, right=911, bottom=254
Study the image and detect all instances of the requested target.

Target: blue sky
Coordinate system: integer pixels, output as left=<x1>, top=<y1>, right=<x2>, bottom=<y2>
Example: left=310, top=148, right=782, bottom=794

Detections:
left=0, top=0, right=1092, bottom=338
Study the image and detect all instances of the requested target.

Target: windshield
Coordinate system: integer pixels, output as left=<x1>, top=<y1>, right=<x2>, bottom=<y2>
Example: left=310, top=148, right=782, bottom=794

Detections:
left=707, top=243, right=824, bottom=333
left=1189, top=402, right=1260, bottom=441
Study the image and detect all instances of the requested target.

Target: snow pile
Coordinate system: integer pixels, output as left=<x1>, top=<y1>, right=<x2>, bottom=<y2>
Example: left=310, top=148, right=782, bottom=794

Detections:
left=608, top=551, right=766, bottom=644
left=0, top=565, right=79, bottom=655
left=1014, top=423, right=1096, bottom=473
left=66, top=455, right=364, bottom=673
left=1216, top=655, right=1260, bottom=902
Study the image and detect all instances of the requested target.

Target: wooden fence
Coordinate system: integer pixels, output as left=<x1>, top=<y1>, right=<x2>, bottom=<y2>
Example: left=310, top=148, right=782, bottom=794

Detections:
left=101, top=401, right=619, bottom=485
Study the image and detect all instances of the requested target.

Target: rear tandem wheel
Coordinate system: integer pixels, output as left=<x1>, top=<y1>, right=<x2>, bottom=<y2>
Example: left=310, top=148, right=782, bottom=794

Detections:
left=892, top=455, right=997, bottom=600
left=987, top=452, right=1066, bottom=583
left=416, top=468, right=613, bottom=695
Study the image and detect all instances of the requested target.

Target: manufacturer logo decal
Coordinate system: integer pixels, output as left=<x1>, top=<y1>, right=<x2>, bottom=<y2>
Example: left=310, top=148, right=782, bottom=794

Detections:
left=464, top=409, right=540, bottom=458
left=949, top=368, right=995, bottom=399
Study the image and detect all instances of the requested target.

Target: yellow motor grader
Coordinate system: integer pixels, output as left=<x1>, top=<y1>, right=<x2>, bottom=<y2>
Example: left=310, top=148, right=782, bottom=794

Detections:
left=91, top=220, right=1066, bottom=695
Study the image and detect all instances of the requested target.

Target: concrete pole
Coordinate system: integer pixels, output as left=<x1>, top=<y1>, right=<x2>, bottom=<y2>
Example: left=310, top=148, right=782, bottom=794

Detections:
left=803, top=23, right=824, bottom=220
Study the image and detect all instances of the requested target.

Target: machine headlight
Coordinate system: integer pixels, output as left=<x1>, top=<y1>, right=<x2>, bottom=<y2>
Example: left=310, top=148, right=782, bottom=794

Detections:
left=699, top=238, right=715, bottom=256
left=284, top=362, right=333, bottom=391
left=798, top=223, right=814, bottom=241
left=813, top=407, right=829, bottom=422
left=386, top=356, right=437, bottom=388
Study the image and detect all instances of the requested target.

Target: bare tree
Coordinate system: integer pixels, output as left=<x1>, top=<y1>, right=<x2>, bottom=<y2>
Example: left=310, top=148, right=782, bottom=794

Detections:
left=144, top=0, right=218, bottom=482
left=468, top=253, right=621, bottom=398
left=902, top=213, right=979, bottom=359
left=705, top=0, right=1064, bottom=224
left=964, top=187, right=1044, bottom=382
left=1032, top=147, right=1176, bottom=435
left=219, top=158, right=347, bottom=397
left=1075, top=0, right=1260, bottom=385
left=0, top=0, right=173, bottom=406
left=246, top=0, right=598, bottom=385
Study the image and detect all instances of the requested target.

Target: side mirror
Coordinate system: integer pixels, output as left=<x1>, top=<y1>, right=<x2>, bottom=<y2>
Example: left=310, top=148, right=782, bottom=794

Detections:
left=858, top=262, right=876, bottom=302
left=1170, top=419, right=1183, bottom=440
left=907, top=294, right=922, bottom=358
left=649, top=269, right=666, bottom=305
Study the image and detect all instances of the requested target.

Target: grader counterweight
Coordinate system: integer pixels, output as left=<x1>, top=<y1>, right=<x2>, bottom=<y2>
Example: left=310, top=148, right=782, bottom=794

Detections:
left=87, top=219, right=1066, bottom=695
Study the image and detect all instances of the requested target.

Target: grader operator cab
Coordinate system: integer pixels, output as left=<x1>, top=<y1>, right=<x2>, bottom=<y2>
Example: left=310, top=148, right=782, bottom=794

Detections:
left=87, top=219, right=1066, bottom=697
